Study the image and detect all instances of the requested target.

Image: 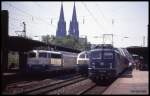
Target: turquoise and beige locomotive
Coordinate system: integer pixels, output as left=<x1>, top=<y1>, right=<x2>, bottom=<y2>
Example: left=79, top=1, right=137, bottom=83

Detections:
left=27, top=50, right=77, bottom=72
left=76, top=51, right=89, bottom=75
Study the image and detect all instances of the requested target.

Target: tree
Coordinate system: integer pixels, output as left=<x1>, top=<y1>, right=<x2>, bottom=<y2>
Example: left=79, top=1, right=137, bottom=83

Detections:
left=41, top=35, right=91, bottom=51
left=41, top=35, right=52, bottom=44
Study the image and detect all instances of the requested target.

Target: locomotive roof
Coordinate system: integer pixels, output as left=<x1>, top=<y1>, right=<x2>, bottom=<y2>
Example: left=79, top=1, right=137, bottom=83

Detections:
left=77, top=51, right=89, bottom=58
left=78, top=51, right=89, bottom=55
left=90, top=48, right=115, bottom=52
left=30, top=50, right=62, bottom=54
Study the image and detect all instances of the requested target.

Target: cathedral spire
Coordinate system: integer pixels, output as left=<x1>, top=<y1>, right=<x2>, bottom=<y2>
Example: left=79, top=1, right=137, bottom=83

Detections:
left=68, top=2, right=79, bottom=39
left=72, top=2, right=77, bottom=21
left=56, top=2, right=66, bottom=38
left=59, top=2, right=64, bottom=21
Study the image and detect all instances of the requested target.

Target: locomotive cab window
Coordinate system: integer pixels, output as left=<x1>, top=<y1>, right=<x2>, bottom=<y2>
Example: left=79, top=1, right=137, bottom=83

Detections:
left=48, top=53, right=51, bottom=58
left=91, top=51, right=102, bottom=59
left=39, top=52, right=47, bottom=58
left=103, top=52, right=113, bottom=59
left=28, top=52, right=36, bottom=58
left=79, top=54, right=85, bottom=58
left=86, top=53, right=89, bottom=58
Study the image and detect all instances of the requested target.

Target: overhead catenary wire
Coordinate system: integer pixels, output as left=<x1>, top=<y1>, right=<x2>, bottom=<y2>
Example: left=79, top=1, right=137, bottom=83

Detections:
left=95, top=4, right=107, bottom=21
left=5, top=2, right=58, bottom=38
left=95, top=3, right=110, bottom=27
left=34, top=2, right=42, bottom=8
left=81, top=2, right=108, bottom=33
left=9, top=17, right=49, bottom=35
left=33, top=2, right=58, bottom=27
left=95, top=3, right=112, bottom=34
left=6, top=3, right=56, bottom=28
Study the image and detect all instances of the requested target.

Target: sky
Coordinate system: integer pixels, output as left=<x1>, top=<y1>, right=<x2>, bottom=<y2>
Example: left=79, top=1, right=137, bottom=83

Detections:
left=2, top=1, right=149, bottom=48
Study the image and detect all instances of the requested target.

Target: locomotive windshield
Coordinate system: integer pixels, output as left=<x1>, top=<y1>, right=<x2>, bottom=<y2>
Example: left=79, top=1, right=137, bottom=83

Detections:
left=91, top=51, right=102, bottom=59
left=86, top=53, right=89, bottom=58
left=90, top=49, right=113, bottom=60
left=28, top=52, right=36, bottom=58
left=79, top=54, right=85, bottom=58
left=103, top=52, right=113, bottom=59
left=39, top=52, right=47, bottom=58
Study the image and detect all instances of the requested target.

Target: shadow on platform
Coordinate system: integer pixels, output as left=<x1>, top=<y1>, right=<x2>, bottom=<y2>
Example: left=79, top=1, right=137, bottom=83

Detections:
left=119, top=74, right=133, bottom=78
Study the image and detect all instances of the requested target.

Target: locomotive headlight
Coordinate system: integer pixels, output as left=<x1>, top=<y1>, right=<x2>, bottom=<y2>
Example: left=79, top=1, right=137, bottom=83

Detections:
left=100, top=62, right=104, bottom=66
left=28, top=64, right=31, bottom=67
left=91, top=62, right=95, bottom=68
left=92, top=62, right=95, bottom=65
left=109, top=63, right=112, bottom=68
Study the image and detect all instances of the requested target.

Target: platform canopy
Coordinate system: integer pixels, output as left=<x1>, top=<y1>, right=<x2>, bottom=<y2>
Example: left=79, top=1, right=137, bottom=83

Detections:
left=127, top=46, right=148, bottom=56
left=127, top=46, right=148, bottom=64
left=8, top=36, right=81, bottom=53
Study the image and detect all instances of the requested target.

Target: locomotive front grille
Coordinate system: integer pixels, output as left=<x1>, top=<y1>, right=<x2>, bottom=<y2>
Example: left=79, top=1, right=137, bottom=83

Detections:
left=77, top=60, right=88, bottom=65
left=94, top=62, right=111, bottom=68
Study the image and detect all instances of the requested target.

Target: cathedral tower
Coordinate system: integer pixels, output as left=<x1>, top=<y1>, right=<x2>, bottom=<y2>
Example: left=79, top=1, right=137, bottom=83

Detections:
left=56, top=2, right=66, bottom=38
left=68, top=2, right=79, bottom=39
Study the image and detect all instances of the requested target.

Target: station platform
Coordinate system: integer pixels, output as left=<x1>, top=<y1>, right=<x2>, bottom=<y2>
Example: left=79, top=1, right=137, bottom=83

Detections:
left=103, top=69, right=149, bottom=95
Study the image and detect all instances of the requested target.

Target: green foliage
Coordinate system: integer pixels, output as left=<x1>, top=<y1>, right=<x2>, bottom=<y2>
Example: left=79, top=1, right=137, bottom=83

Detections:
left=8, top=52, right=19, bottom=69
left=41, top=35, right=52, bottom=44
left=41, top=35, right=91, bottom=51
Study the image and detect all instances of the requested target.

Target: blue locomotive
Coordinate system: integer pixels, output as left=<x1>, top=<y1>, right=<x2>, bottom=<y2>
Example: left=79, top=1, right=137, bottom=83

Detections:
left=88, top=45, right=133, bottom=82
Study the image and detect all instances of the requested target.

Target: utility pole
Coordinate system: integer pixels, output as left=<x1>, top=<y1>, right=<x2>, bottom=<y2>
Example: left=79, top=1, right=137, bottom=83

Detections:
left=143, top=36, right=145, bottom=47
left=112, top=19, right=114, bottom=47
left=112, top=34, right=113, bottom=46
left=15, top=22, right=26, bottom=38
left=23, top=22, right=26, bottom=37
left=103, top=34, right=105, bottom=44
left=85, top=35, right=87, bottom=50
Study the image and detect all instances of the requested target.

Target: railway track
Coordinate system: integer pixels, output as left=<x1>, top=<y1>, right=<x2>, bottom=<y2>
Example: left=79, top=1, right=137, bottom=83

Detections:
left=3, top=74, right=85, bottom=95
left=46, top=79, right=110, bottom=95
left=3, top=74, right=114, bottom=95
left=78, top=77, right=118, bottom=95
left=46, top=79, right=93, bottom=95
left=3, top=69, right=77, bottom=87
left=17, top=73, right=81, bottom=88
left=77, top=84, right=96, bottom=95
left=79, top=85, right=109, bottom=95
left=24, top=76, right=87, bottom=95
